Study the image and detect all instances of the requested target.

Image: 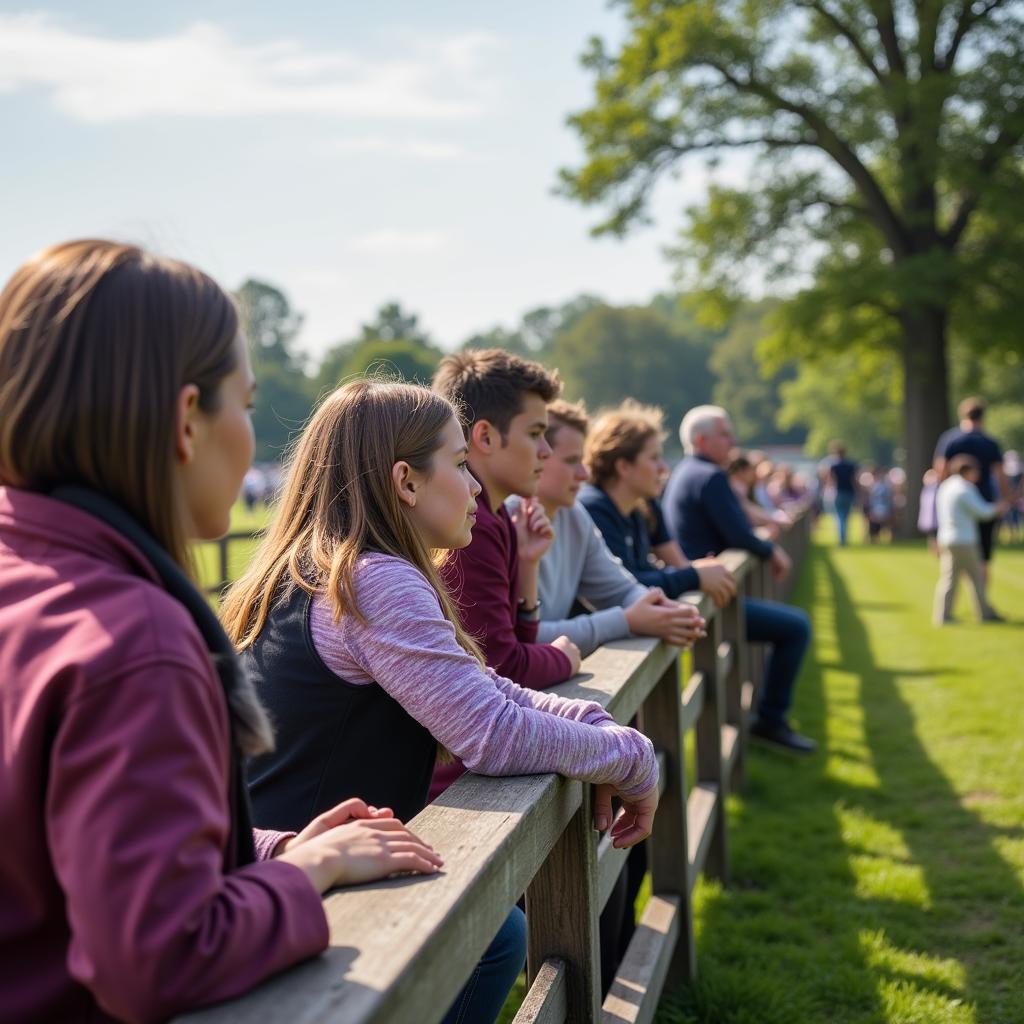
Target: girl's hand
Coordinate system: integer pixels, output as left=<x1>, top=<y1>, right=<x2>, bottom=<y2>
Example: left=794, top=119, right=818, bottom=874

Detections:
left=512, top=497, right=555, bottom=564
left=278, top=815, right=444, bottom=894
left=277, top=797, right=393, bottom=854
left=592, top=782, right=659, bottom=849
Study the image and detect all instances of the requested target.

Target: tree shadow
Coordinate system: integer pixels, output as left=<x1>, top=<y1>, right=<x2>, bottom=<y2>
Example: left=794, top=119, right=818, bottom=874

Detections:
left=821, top=553, right=1023, bottom=1021
left=659, top=541, right=1023, bottom=1023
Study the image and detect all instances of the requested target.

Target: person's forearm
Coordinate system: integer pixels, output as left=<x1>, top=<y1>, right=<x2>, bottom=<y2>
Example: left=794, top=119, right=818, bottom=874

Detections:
left=518, top=559, right=540, bottom=608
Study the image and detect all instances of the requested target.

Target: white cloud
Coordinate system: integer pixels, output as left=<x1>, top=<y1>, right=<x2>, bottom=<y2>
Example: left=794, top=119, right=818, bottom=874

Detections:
left=348, top=229, right=450, bottom=255
left=0, top=13, right=496, bottom=123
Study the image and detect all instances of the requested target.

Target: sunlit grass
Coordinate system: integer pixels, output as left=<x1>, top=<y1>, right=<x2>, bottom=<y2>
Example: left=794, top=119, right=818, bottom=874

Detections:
left=658, top=519, right=1024, bottom=1023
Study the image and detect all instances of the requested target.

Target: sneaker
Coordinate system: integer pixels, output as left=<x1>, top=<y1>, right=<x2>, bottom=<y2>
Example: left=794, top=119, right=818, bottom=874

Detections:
left=981, top=610, right=1005, bottom=623
left=749, top=718, right=818, bottom=756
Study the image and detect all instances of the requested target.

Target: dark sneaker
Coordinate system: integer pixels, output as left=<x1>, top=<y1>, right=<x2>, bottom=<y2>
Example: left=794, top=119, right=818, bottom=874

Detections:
left=981, top=611, right=1005, bottom=623
left=749, top=718, right=817, bottom=756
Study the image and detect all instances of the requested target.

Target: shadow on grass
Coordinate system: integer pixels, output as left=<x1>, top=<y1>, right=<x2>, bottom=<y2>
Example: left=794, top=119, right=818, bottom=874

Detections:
left=821, top=553, right=1023, bottom=1022
left=658, top=544, right=885, bottom=1024
left=658, top=542, right=1023, bottom=1024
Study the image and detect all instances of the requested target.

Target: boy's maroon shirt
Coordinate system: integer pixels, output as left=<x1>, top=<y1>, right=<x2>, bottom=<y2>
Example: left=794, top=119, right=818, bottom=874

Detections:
left=429, top=482, right=572, bottom=798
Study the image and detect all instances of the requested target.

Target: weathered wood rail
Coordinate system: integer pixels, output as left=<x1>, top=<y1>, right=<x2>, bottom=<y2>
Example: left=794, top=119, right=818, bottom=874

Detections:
left=181, top=510, right=811, bottom=1024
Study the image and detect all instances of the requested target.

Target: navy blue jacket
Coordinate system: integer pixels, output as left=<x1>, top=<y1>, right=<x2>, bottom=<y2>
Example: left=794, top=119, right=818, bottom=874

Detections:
left=662, top=455, right=774, bottom=561
left=578, top=484, right=700, bottom=599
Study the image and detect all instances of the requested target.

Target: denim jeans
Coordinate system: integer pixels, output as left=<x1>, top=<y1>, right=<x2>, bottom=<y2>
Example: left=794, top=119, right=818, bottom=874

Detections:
left=745, top=598, right=811, bottom=725
left=442, top=906, right=527, bottom=1024
left=832, top=491, right=854, bottom=545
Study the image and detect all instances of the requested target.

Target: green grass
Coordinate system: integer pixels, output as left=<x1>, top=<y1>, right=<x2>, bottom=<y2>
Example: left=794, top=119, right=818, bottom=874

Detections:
left=658, top=518, right=1024, bottom=1024
left=192, top=501, right=272, bottom=596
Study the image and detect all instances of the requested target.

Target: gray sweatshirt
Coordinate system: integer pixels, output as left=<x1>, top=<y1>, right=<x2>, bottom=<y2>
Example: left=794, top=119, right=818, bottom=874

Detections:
left=508, top=499, right=649, bottom=657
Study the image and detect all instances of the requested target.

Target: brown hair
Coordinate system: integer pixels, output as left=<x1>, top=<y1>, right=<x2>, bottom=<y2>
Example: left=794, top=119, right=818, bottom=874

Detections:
left=728, top=453, right=753, bottom=476
left=958, top=396, right=984, bottom=422
left=0, top=239, right=239, bottom=572
left=585, top=400, right=667, bottom=487
left=948, top=453, right=981, bottom=477
left=546, top=398, right=589, bottom=446
left=220, top=379, right=482, bottom=665
left=433, top=348, right=561, bottom=437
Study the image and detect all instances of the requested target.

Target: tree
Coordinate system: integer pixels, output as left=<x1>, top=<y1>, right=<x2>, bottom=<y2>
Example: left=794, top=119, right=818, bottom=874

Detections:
left=360, top=301, right=432, bottom=346
left=338, top=338, right=440, bottom=384
left=316, top=301, right=442, bottom=391
left=236, top=279, right=306, bottom=373
left=776, top=347, right=902, bottom=462
left=561, top=0, right=1024, bottom=527
left=707, top=301, right=803, bottom=446
left=235, top=280, right=316, bottom=460
left=549, top=303, right=715, bottom=444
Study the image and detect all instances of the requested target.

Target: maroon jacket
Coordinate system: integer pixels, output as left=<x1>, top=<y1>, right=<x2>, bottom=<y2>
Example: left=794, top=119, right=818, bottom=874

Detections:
left=0, top=488, right=328, bottom=1024
left=430, top=485, right=572, bottom=797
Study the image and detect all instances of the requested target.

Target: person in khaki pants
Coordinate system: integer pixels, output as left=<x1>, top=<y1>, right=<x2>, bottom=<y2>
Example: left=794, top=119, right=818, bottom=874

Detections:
left=933, top=454, right=1006, bottom=624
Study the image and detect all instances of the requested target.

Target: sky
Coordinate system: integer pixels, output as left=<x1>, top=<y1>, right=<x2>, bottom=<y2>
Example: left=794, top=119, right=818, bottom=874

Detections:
left=0, top=2, right=743, bottom=360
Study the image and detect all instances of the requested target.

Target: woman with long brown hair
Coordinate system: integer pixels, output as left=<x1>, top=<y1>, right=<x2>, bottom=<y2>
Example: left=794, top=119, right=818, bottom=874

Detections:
left=0, top=241, right=441, bottom=1024
left=220, top=377, right=661, bottom=1024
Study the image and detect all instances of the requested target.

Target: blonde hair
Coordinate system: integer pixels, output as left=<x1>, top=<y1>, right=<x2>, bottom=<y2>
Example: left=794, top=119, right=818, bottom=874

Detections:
left=585, top=400, right=667, bottom=487
left=220, top=379, right=482, bottom=664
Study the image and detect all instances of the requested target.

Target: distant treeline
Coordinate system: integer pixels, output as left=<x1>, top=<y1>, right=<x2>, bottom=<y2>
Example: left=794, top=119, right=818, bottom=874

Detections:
left=238, top=280, right=1024, bottom=465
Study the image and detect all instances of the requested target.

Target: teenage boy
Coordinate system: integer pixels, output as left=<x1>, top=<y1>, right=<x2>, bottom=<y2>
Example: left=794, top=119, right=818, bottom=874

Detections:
left=429, top=349, right=580, bottom=801
left=430, top=352, right=632, bottom=994
left=513, top=399, right=708, bottom=658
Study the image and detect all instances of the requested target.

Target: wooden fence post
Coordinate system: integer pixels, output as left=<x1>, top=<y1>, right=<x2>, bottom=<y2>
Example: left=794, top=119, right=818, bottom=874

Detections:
left=524, top=783, right=601, bottom=1021
left=641, top=655, right=695, bottom=986
left=692, top=616, right=729, bottom=886
left=719, top=582, right=749, bottom=791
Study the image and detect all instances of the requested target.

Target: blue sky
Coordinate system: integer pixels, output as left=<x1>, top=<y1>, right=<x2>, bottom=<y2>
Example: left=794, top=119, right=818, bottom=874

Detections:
left=0, top=2, right=741, bottom=358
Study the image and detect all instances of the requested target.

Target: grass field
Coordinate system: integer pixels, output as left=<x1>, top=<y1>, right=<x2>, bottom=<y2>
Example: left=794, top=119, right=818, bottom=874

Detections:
left=658, top=520, right=1024, bottom=1024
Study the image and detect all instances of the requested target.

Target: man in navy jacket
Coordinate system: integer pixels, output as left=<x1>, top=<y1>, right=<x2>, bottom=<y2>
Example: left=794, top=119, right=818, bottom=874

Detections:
left=662, top=405, right=816, bottom=755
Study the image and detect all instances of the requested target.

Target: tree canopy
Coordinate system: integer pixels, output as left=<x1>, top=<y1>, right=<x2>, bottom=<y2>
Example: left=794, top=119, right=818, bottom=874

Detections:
left=560, top=0, right=1024, bottom=520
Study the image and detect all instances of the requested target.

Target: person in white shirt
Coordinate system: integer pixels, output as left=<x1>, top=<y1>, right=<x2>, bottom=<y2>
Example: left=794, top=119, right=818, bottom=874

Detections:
left=933, top=454, right=1007, bottom=624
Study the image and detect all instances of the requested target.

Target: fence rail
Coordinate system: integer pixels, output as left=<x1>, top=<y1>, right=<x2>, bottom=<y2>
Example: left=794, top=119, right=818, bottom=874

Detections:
left=180, top=509, right=811, bottom=1024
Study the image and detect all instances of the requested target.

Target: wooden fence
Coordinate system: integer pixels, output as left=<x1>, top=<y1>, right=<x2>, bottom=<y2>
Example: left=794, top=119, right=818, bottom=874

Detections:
left=182, top=510, right=811, bottom=1024
left=198, top=531, right=259, bottom=597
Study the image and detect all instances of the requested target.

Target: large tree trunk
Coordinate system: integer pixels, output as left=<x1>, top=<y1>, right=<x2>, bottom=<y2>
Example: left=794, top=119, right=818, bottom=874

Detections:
left=899, top=307, right=951, bottom=538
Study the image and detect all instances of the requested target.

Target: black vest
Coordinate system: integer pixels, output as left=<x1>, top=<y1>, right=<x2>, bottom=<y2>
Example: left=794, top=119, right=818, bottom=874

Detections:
left=244, top=585, right=438, bottom=831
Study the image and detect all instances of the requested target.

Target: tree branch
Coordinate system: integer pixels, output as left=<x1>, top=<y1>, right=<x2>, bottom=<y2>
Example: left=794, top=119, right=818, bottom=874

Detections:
left=942, top=0, right=1010, bottom=70
left=943, top=124, right=1024, bottom=249
left=666, top=133, right=816, bottom=156
left=794, top=1, right=888, bottom=87
left=870, top=0, right=907, bottom=76
left=705, top=59, right=910, bottom=257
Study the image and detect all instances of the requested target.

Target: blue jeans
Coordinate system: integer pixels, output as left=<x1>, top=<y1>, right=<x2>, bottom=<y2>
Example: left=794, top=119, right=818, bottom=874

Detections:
left=832, top=491, right=854, bottom=545
left=442, top=906, right=526, bottom=1024
left=745, top=598, right=810, bottom=725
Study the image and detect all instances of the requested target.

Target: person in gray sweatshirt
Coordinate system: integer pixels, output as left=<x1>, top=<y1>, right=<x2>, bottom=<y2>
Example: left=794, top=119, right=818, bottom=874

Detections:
left=507, top=400, right=707, bottom=658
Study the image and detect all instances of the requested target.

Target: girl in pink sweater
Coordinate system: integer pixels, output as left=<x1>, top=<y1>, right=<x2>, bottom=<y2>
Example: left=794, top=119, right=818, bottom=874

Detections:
left=221, top=379, right=661, bottom=1023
